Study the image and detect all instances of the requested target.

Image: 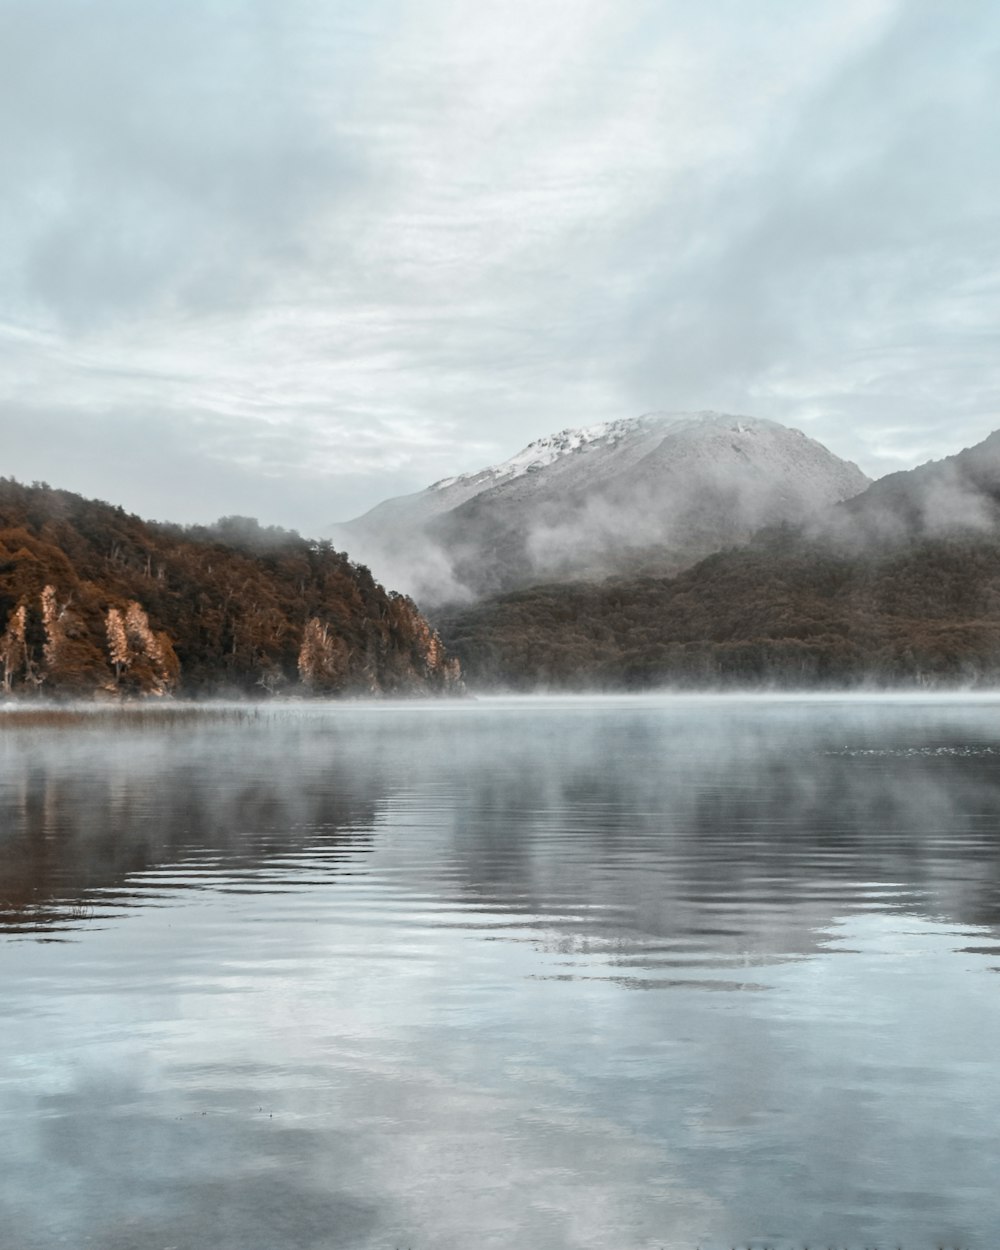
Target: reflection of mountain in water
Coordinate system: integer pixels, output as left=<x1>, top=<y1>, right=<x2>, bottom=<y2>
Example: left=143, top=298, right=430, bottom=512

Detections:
left=0, top=713, right=383, bottom=933
left=362, top=702, right=1000, bottom=973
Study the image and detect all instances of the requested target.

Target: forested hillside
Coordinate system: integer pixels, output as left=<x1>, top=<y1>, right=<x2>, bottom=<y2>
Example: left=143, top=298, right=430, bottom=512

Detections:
left=436, top=529, right=1000, bottom=690
left=0, top=479, right=460, bottom=698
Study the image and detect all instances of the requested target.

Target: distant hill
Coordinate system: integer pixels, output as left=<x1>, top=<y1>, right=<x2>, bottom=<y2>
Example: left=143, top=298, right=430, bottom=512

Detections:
left=823, top=429, right=1000, bottom=545
left=0, top=479, right=460, bottom=698
left=436, top=431, right=1000, bottom=690
left=332, top=412, right=870, bottom=603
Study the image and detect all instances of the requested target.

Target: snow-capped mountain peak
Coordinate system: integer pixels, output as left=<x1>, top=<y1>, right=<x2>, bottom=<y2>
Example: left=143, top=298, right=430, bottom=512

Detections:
left=429, top=411, right=756, bottom=497
left=431, top=419, right=633, bottom=493
left=332, top=412, right=870, bottom=603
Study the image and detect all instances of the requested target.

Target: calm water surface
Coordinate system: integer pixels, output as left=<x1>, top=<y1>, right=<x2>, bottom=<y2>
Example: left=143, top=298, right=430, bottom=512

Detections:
left=2, top=696, right=1000, bottom=1249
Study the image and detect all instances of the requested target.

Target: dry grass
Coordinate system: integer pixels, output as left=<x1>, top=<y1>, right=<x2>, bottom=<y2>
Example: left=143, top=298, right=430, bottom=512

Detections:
left=0, top=702, right=268, bottom=730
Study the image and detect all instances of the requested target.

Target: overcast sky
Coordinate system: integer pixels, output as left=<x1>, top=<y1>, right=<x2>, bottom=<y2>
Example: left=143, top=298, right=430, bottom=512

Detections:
left=1, top=0, right=998, bottom=535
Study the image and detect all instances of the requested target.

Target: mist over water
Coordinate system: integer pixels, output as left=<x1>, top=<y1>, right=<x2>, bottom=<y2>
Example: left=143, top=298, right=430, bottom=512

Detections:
left=3, top=697, right=1000, bottom=1248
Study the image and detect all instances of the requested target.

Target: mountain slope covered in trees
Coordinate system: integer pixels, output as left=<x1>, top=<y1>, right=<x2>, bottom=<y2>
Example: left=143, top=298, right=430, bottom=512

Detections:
left=437, top=532, right=1000, bottom=689
left=0, top=479, right=460, bottom=698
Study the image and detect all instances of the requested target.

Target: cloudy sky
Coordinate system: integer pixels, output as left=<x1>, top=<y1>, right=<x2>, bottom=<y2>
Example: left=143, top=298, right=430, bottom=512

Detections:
left=1, top=0, right=998, bottom=535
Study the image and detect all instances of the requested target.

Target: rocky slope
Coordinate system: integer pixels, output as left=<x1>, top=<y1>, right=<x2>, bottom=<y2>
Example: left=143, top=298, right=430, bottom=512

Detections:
left=333, top=412, right=870, bottom=603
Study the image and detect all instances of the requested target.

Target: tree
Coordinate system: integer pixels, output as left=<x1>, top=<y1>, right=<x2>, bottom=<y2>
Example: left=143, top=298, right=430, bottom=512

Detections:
left=298, top=618, right=350, bottom=691
left=0, top=604, right=26, bottom=694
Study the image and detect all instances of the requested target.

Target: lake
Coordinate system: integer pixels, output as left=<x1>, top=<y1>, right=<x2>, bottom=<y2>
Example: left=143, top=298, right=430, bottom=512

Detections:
left=2, top=696, right=1000, bottom=1249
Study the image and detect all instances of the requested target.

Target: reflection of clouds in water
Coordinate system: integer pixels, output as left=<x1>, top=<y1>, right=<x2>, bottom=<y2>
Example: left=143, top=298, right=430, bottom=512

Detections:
left=8, top=910, right=984, bottom=1250
left=3, top=700, right=1000, bottom=1246
left=0, top=955, right=717, bottom=1250
left=693, top=911, right=1000, bottom=1248
left=0, top=1066, right=379, bottom=1250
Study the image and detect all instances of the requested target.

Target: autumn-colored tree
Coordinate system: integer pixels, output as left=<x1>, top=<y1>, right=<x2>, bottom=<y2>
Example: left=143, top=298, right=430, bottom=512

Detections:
left=297, top=618, right=350, bottom=691
left=0, top=604, right=26, bottom=694
left=40, top=585, right=64, bottom=674
left=106, top=608, right=128, bottom=684
left=33, top=584, right=111, bottom=693
left=100, top=601, right=178, bottom=695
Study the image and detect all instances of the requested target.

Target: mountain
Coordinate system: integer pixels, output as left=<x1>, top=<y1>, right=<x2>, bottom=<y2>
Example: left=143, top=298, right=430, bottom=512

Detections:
left=823, top=428, right=1000, bottom=545
left=333, top=412, right=870, bottom=604
left=0, top=479, right=460, bottom=698
left=436, top=430, right=1000, bottom=690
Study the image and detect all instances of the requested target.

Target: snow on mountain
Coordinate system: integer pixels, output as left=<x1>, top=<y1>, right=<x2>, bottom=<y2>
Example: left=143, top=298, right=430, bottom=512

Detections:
left=357, top=415, right=668, bottom=531
left=331, top=412, right=871, bottom=604
left=432, top=417, right=648, bottom=489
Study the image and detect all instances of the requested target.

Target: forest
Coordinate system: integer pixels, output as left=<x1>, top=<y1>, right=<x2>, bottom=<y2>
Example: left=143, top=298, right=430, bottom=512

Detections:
left=436, top=526, right=1000, bottom=690
left=0, top=479, right=461, bottom=699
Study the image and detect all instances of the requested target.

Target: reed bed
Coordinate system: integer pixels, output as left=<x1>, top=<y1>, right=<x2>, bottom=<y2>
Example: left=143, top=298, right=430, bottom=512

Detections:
left=0, top=702, right=271, bottom=730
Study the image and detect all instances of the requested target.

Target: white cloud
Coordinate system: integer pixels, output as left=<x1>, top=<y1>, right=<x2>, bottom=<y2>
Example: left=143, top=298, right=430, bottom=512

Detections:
left=0, top=0, right=996, bottom=535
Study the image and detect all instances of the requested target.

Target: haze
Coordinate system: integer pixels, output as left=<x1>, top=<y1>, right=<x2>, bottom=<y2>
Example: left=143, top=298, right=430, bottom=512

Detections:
left=1, top=1, right=998, bottom=535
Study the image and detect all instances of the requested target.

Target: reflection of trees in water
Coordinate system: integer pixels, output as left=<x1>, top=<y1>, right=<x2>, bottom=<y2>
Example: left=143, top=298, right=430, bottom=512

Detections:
left=5, top=702, right=1000, bottom=954
left=0, top=718, right=383, bottom=931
